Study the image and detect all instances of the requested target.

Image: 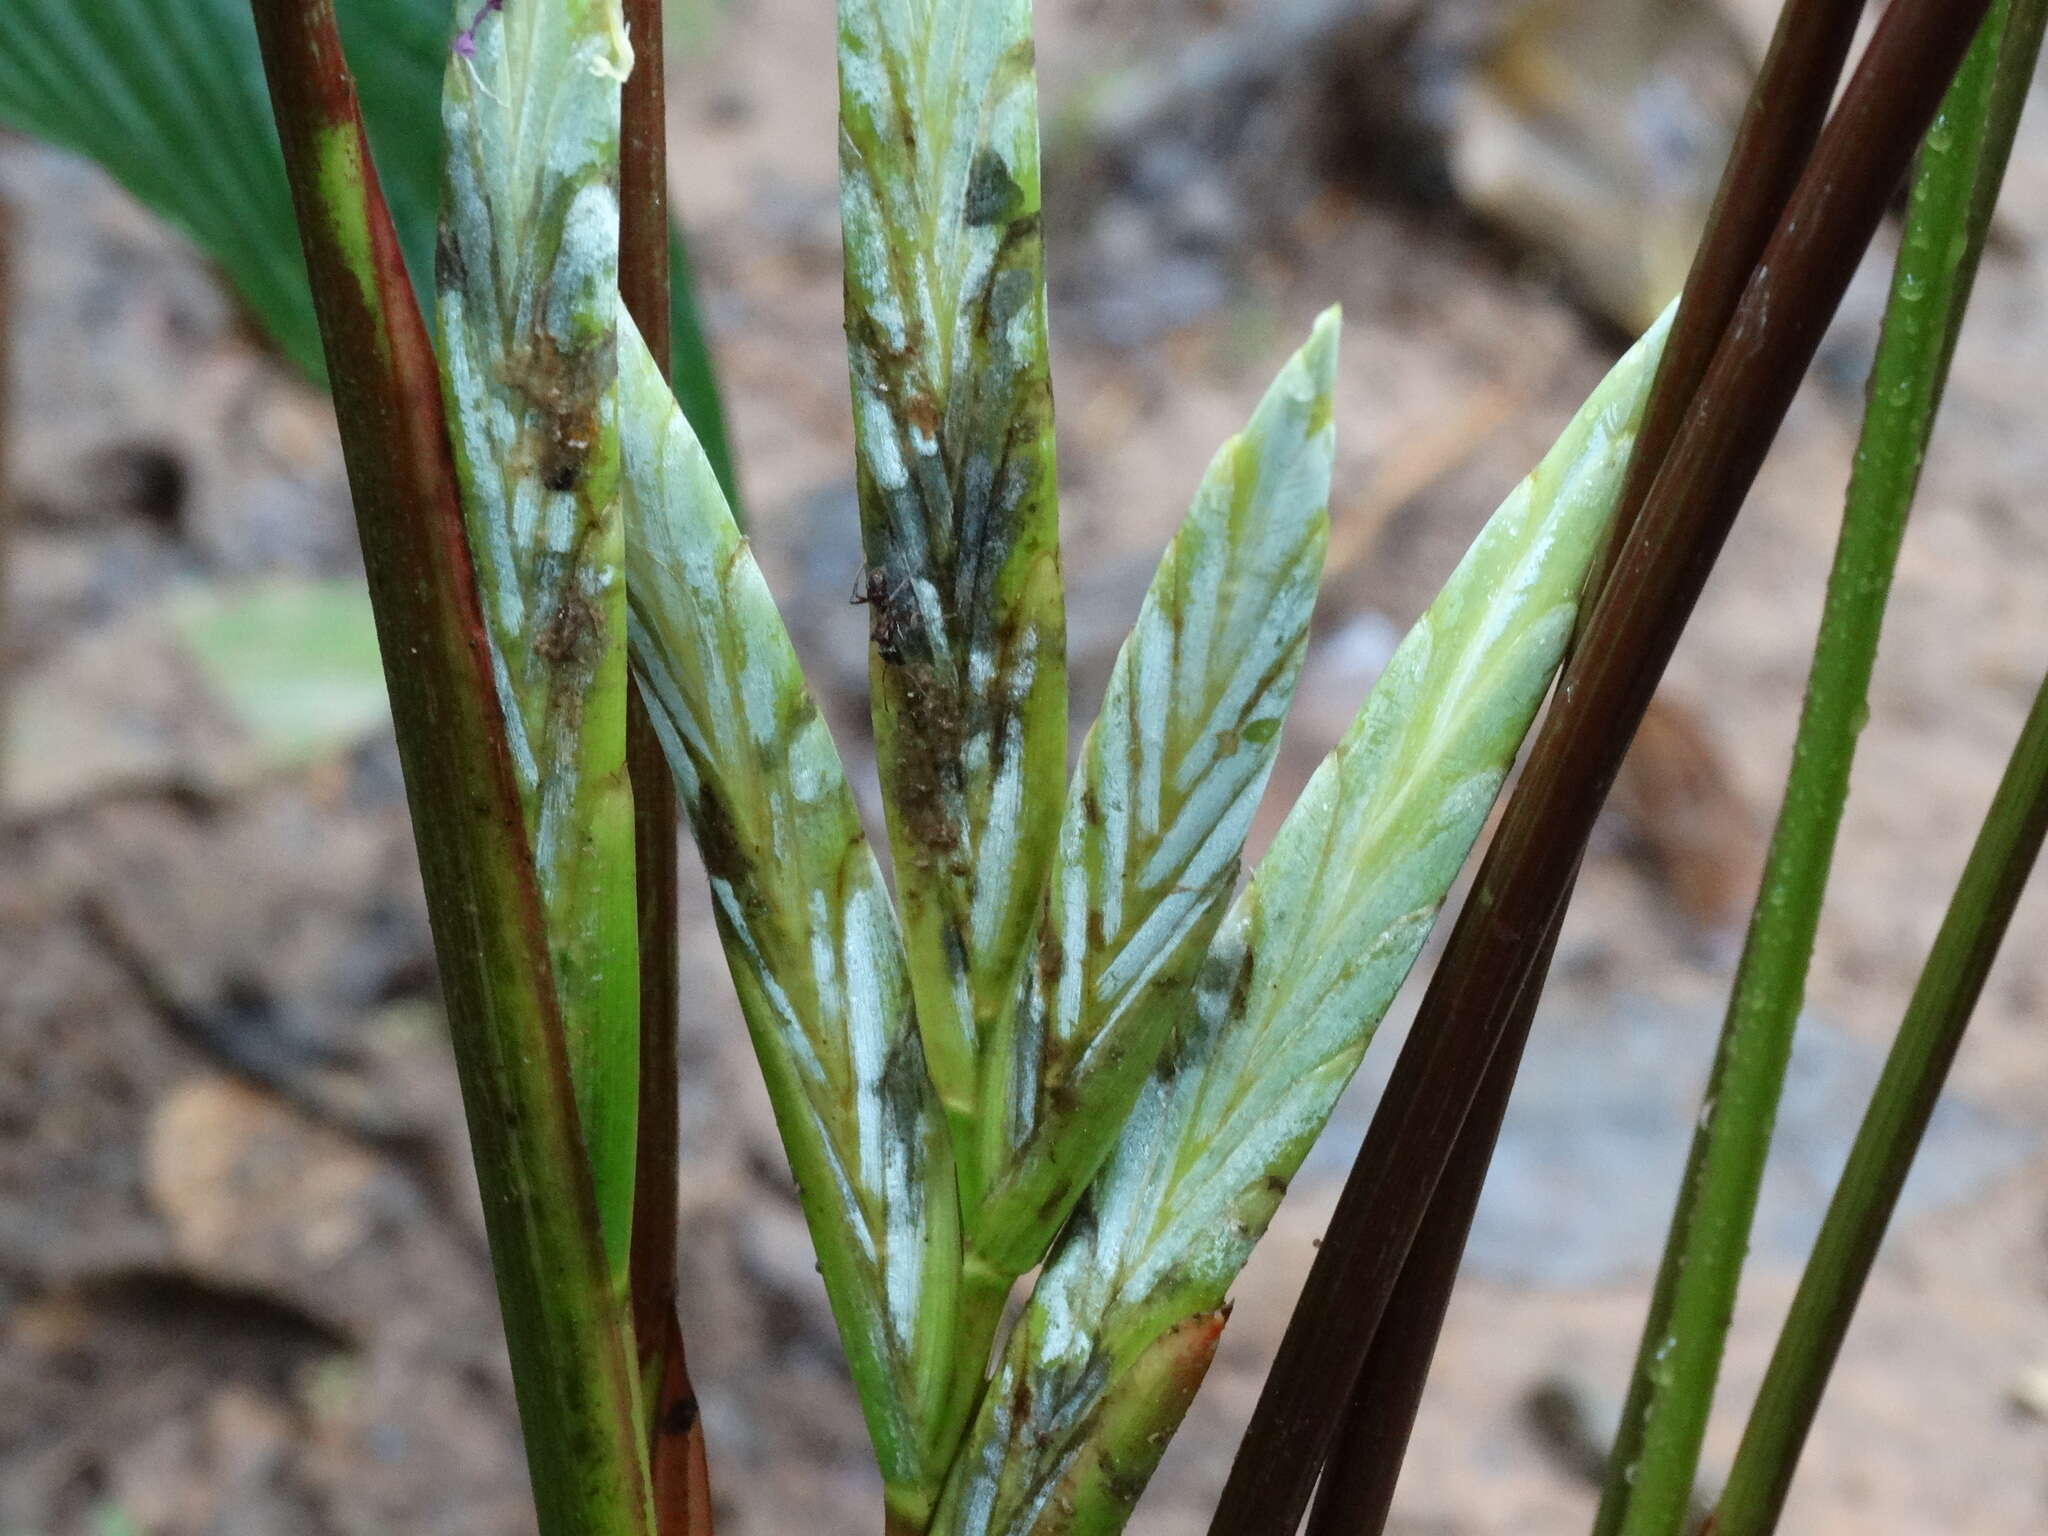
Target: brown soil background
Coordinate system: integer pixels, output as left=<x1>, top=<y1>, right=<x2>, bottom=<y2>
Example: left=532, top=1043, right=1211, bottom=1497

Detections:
left=3, top=1, right=2046, bottom=1532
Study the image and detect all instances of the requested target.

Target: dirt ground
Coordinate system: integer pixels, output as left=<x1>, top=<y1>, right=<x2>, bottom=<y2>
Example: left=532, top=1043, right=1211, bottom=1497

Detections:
left=3, top=0, right=2046, bottom=1533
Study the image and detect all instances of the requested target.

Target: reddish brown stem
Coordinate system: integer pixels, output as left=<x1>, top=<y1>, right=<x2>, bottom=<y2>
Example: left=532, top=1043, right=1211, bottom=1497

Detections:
left=619, top=0, right=673, bottom=370
left=617, top=3, right=708, bottom=1532
left=1588, top=0, right=1868, bottom=610
left=1305, top=910, right=1565, bottom=1535
left=649, top=1303, right=715, bottom=1536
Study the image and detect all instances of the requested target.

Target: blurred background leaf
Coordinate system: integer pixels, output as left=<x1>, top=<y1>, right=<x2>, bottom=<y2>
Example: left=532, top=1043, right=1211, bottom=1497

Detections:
left=0, top=0, right=737, bottom=496
left=169, top=578, right=388, bottom=774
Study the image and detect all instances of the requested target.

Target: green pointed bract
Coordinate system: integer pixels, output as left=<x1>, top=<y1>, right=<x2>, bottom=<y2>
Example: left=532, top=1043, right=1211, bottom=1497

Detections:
left=435, top=0, right=640, bottom=1285
left=616, top=315, right=961, bottom=1523
left=838, top=0, right=1068, bottom=1196
left=930, top=309, right=1673, bottom=1536
left=968, top=312, right=1341, bottom=1275
left=933, top=1308, right=1227, bottom=1536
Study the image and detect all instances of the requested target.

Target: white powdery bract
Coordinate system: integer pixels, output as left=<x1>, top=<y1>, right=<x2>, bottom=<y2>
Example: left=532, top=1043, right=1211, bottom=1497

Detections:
left=616, top=312, right=961, bottom=1507
left=838, top=0, right=1069, bottom=1196
left=931, top=305, right=1675, bottom=1536
left=434, top=0, right=640, bottom=1277
left=966, top=310, right=1342, bottom=1278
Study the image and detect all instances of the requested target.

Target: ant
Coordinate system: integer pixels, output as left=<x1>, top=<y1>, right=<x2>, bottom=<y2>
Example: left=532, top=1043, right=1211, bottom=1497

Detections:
left=851, top=565, right=917, bottom=660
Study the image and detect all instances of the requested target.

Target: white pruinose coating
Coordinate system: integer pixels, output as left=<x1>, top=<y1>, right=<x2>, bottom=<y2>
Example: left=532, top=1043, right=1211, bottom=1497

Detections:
left=964, top=309, right=1340, bottom=1281
left=614, top=306, right=959, bottom=1501
left=931, top=303, right=1675, bottom=1536
left=436, top=0, right=629, bottom=798
left=836, top=0, right=1069, bottom=1220
left=434, top=0, right=642, bottom=1276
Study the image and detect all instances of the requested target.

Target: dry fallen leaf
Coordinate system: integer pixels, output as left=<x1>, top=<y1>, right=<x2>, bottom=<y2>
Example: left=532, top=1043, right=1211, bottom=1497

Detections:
left=146, top=1075, right=393, bottom=1332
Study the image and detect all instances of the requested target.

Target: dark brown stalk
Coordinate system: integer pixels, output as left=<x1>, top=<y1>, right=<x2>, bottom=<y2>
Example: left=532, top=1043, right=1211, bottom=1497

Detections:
left=1305, top=912, right=1565, bottom=1536
left=619, top=0, right=672, bottom=373
left=1586, top=0, right=1868, bottom=609
left=249, top=4, right=651, bottom=1531
left=1303, top=4, right=1867, bottom=1527
left=1208, top=3, right=1995, bottom=1531
left=618, top=3, right=711, bottom=1533
left=622, top=0, right=677, bottom=1339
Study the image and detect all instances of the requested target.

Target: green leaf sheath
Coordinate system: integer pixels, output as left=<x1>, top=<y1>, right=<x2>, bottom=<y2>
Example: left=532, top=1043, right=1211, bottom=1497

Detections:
left=247, top=2, right=652, bottom=1529
left=969, top=313, right=1341, bottom=1283
left=616, top=316, right=962, bottom=1525
left=930, top=309, right=1672, bottom=1536
left=436, top=0, right=640, bottom=1285
left=838, top=0, right=1068, bottom=1200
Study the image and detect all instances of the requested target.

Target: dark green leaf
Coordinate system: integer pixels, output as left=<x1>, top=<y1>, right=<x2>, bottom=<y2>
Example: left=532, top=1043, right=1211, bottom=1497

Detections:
left=0, top=0, right=737, bottom=494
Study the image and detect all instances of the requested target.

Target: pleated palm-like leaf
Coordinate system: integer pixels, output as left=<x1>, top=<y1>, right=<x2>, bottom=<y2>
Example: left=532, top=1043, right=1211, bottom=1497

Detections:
left=617, top=316, right=963, bottom=1528
left=435, top=0, right=640, bottom=1280
left=0, top=0, right=736, bottom=488
left=930, top=309, right=1673, bottom=1536
left=967, top=312, right=1341, bottom=1281
left=839, top=0, right=1068, bottom=1202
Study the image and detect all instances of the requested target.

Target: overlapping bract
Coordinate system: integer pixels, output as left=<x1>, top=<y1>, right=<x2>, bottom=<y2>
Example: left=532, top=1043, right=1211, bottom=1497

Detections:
left=930, top=309, right=1673, bottom=1536
left=617, top=316, right=963, bottom=1519
left=838, top=0, right=1068, bottom=1203
left=968, top=312, right=1342, bottom=1279
left=625, top=297, right=1352, bottom=1524
left=435, top=0, right=640, bottom=1279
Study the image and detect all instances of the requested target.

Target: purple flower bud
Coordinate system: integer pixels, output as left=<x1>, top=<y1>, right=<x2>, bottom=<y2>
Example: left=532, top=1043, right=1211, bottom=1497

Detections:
left=452, top=0, right=505, bottom=58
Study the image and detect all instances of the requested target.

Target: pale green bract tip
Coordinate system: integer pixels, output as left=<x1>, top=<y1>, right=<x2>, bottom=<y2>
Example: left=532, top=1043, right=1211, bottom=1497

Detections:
left=964, top=313, right=1342, bottom=1284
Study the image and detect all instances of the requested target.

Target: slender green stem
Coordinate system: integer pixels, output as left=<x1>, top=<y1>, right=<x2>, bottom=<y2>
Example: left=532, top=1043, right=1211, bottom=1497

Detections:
left=1209, top=4, right=1993, bottom=1529
left=1713, top=670, right=2048, bottom=1533
left=1713, top=26, right=2048, bottom=1536
left=1303, top=6, right=1868, bottom=1525
left=1597, top=9, right=2034, bottom=1533
left=248, top=4, right=652, bottom=1531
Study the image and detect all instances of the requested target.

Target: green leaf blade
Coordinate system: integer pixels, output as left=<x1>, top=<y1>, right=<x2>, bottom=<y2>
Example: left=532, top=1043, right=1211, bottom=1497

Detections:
left=932, top=308, right=1673, bottom=1536
left=0, top=0, right=317, bottom=368
left=967, top=311, right=1341, bottom=1274
left=838, top=0, right=1068, bottom=1191
left=618, top=320, right=961, bottom=1523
